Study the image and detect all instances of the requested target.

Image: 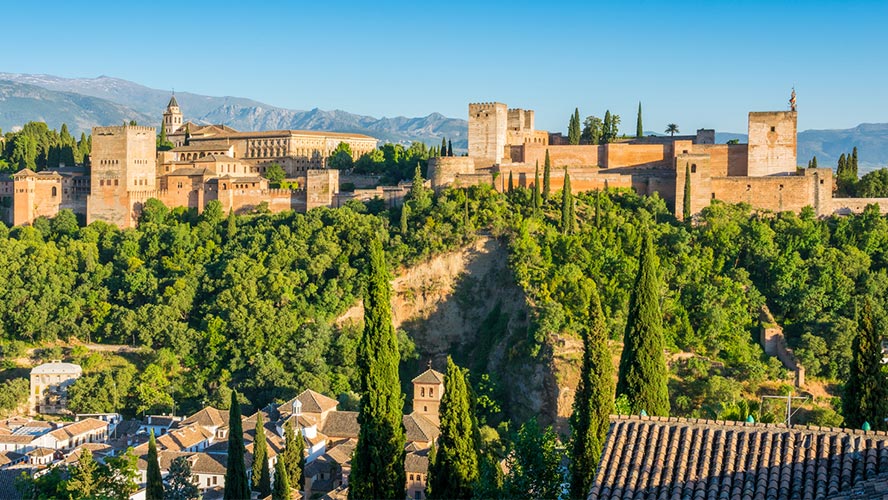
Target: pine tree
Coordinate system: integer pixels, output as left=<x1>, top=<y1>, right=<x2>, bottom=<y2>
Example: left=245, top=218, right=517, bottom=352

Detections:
left=252, top=413, right=271, bottom=496
left=683, top=163, right=692, bottom=222
left=146, top=430, right=164, bottom=500
left=636, top=102, right=643, bottom=138
left=272, top=453, right=291, bottom=500
left=349, top=239, right=406, bottom=500
left=561, top=171, right=573, bottom=234
left=224, top=391, right=250, bottom=500
left=569, top=283, right=615, bottom=499
left=616, top=230, right=670, bottom=416
left=569, top=108, right=581, bottom=145
left=533, top=161, right=541, bottom=214
left=442, top=137, right=448, bottom=156
left=282, top=419, right=305, bottom=494
left=166, top=456, right=200, bottom=500
left=66, top=448, right=99, bottom=498
left=448, top=139, right=453, bottom=157
left=508, top=171, right=514, bottom=193
left=843, top=298, right=888, bottom=430
left=428, top=357, right=479, bottom=499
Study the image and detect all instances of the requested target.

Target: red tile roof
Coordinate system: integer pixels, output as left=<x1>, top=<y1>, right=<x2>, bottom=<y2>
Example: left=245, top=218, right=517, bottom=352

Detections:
left=591, top=415, right=888, bottom=500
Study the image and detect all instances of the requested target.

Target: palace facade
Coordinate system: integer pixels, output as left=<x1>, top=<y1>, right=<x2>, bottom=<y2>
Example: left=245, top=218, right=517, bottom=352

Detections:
left=0, top=97, right=379, bottom=228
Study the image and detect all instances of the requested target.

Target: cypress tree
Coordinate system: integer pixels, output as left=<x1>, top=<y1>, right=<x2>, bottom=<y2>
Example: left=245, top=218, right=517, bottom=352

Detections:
left=428, top=357, right=479, bottom=499
left=463, top=192, right=471, bottom=229
left=252, top=413, right=271, bottom=496
left=400, top=204, right=408, bottom=235
left=569, top=282, right=615, bottom=499
left=184, top=124, right=191, bottom=146
left=812, top=156, right=818, bottom=168
left=683, top=163, right=692, bottom=221
left=442, top=137, right=448, bottom=156
left=282, top=419, right=304, bottom=494
left=636, top=102, right=643, bottom=138
left=543, top=150, right=552, bottom=201
left=837, top=153, right=847, bottom=177
left=603, top=111, right=612, bottom=143
left=272, top=453, right=291, bottom=500
left=146, top=429, right=164, bottom=500
left=561, top=171, right=573, bottom=234
left=569, top=108, right=581, bottom=145
left=508, top=171, right=514, bottom=193
left=448, top=139, right=453, bottom=157
left=594, top=190, right=601, bottom=229
left=349, top=239, right=406, bottom=500
left=852, top=146, right=859, bottom=179
left=843, top=298, right=888, bottom=430
left=533, top=161, right=541, bottom=214
left=224, top=391, right=250, bottom=500
left=616, top=230, right=670, bottom=416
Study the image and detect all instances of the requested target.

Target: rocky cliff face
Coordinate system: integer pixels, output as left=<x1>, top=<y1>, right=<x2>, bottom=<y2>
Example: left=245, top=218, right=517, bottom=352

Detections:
left=337, top=235, right=569, bottom=428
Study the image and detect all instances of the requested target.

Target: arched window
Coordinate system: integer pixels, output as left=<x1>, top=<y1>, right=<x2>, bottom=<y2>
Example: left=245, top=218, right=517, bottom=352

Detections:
left=421, top=387, right=425, bottom=397
left=51, top=186, right=57, bottom=197
left=429, top=388, right=433, bottom=397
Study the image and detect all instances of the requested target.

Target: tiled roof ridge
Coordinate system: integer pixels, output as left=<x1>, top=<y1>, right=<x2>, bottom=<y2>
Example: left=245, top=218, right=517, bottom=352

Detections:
left=610, top=413, right=888, bottom=436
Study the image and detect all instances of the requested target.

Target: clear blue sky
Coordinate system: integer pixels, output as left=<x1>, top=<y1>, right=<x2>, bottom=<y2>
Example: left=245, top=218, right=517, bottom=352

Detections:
left=5, top=0, right=887, bottom=134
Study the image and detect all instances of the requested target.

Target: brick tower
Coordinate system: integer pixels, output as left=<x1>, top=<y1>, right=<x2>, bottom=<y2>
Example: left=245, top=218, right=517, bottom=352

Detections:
left=412, top=363, right=444, bottom=426
left=162, top=94, right=183, bottom=136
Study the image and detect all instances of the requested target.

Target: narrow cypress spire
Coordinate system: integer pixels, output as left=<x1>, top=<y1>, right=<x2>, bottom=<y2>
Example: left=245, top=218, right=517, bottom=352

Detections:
left=428, top=357, right=479, bottom=499
left=543, top=150, right=552, bottom=201
left=252, top=412, right=271, bottom=496
left=616, top=230, right=670, bottom=416
left=636, top=102, right=643, bottom=138
left=569, top=283, right=615, bottom=499
left=349, top=239, right=406, bottom=499
left=146, top=429, right=163, bottom=500
left=224, top=391, right=250, bottom=500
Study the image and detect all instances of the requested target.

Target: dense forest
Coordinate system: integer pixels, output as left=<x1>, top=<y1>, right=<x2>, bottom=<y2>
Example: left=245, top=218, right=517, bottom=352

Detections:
left=2, top=167, right=888, bottom=431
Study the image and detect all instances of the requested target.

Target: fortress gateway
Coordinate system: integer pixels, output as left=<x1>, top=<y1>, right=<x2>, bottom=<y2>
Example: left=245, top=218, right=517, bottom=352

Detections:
left=429, top=95, right=888, bottom=218
left=0, top=96, right=378, bottom=228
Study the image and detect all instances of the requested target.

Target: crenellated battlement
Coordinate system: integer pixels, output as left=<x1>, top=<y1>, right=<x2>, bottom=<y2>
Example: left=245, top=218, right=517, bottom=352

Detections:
left=468, top=102, right=507, bottom=112
left=93, top=125, right=157, bottom=135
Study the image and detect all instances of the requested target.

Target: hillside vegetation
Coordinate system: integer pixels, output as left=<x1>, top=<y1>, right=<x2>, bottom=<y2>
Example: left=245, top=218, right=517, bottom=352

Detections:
left=2, top=179, right=887, bottom=430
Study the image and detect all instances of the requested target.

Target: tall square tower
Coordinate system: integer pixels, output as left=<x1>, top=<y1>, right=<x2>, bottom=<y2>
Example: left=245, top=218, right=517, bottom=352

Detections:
left=747, top=111, right=798, bottom=177
left=87, top=125, right=157, bottom=227
left=468, top=102, right=508, bottom=167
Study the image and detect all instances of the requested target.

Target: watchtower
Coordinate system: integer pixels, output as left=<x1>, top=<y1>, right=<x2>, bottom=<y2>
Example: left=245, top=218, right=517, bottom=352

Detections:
left=747, top=110, right=798, bottom=177
left=412, top=363, right=444, bottom=426
left=162, top=95, right=183, bottom=136
left=468, top=102, right=508, bottom=167
left=87, top=125, right=157, bottom=227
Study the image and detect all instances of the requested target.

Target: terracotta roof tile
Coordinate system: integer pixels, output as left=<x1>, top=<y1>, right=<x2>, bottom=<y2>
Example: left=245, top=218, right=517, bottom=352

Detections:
left=403, top=413, right=439, bottom=444
left=590, top=415, right=888, bottom=500
left=321, top=411, right=359, bottom=439
left=411, top=369, right=444, bottom=385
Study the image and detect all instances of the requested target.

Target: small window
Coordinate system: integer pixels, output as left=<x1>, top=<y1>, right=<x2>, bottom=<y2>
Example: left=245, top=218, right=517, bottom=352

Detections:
left=820, top=179, right=824, bottom=185
left=115, top=179, right=119, bottom=186
left=421, top=388, right=425, bottom=397
left=691, top=164, right=697, bottom=174
left=711, top=193, right=716, bottom=199
left=429, top=389, right=434, bottom=397
left=770, top=126, right=776, bottom=132
left=424, top=406, right=428, bottom=412
left=52, top=187, right=57, bottom=197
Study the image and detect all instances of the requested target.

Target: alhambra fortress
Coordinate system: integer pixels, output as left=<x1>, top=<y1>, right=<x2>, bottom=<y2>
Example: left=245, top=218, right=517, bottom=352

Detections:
left=1, top=92, right=886, bottom=228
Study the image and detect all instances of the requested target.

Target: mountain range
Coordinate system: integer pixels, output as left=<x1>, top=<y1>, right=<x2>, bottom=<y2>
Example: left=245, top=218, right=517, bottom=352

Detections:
left=0, top=73, right=468, bottom=150
left=0, top=73, right=885, bottom=172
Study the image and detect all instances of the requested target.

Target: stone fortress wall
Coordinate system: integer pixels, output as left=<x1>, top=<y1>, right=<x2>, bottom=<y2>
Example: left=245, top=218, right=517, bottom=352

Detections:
left=430, top=96, right=884, bottom=220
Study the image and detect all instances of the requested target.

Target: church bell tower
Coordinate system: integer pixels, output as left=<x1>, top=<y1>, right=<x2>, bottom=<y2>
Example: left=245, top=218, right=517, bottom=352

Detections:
left=163, top=94, right=183, bottom=135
